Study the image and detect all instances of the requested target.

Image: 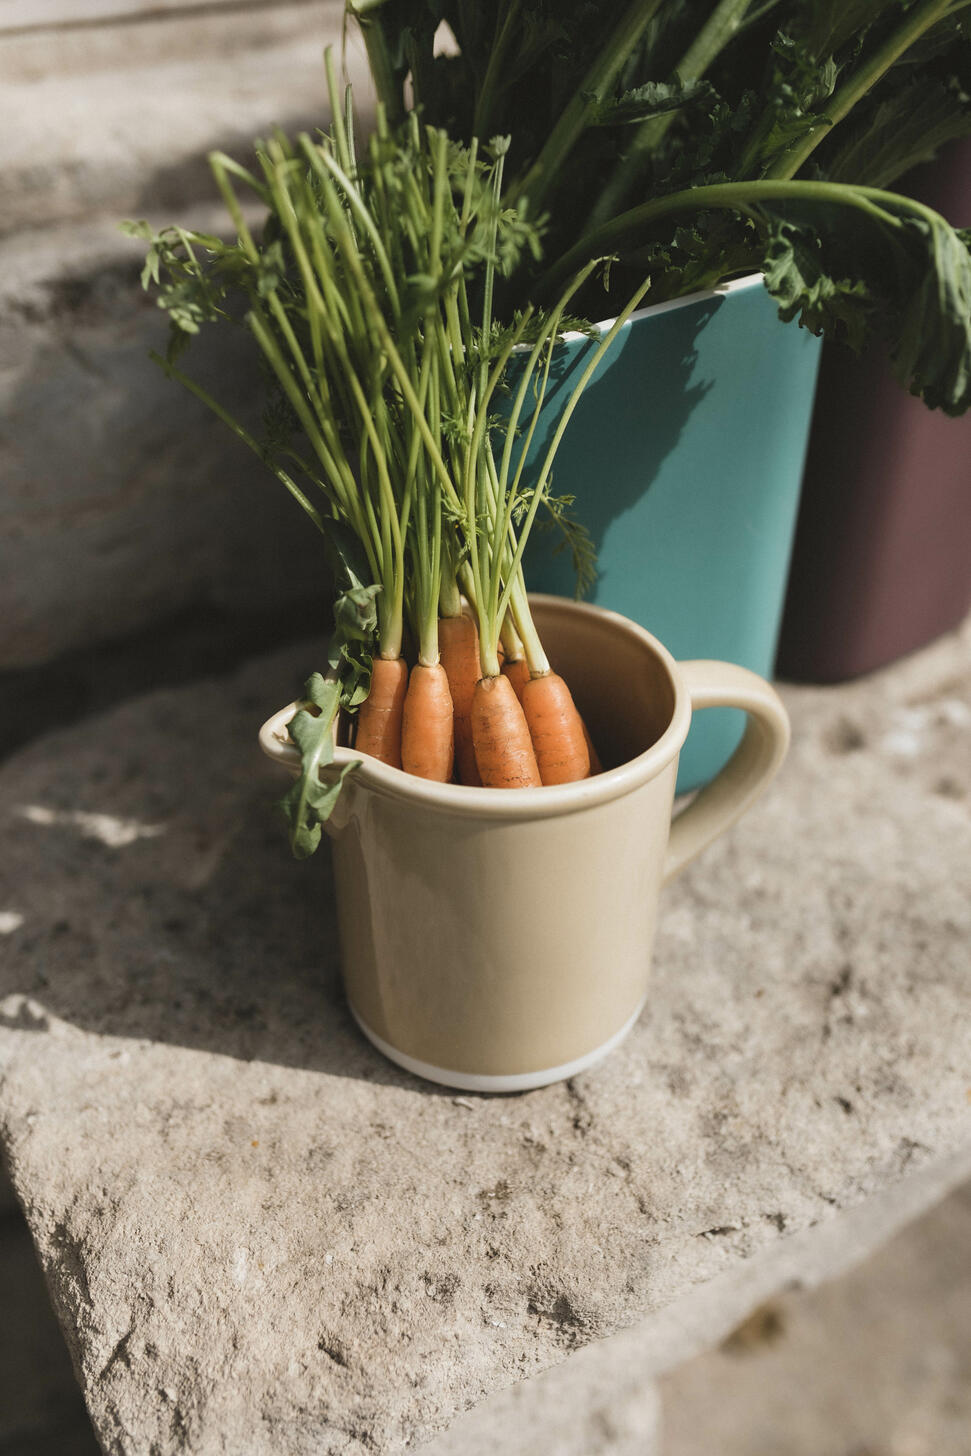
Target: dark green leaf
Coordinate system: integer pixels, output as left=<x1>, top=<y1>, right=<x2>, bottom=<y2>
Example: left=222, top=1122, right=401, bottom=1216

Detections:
left=760, top=193, right=971, bottom=413
left=762, top=214, right=872, bottom=349
left=823, top=77, right=971, bottom=190
left=893, top=212, right=971, bottom=413
left=586, top=79, right=714, bottom=127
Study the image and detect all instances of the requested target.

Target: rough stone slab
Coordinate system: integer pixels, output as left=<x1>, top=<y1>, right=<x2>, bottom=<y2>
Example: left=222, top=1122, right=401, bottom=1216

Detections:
left=1, top=0, right=280, bottom=29
left=0, top=219, right=331, bottom=669
left=0, top=2, right=375, bottom=673
left=0, top=2, right=360, bottom=234
left=422, top=1146, right=971, bottom=1456
left=0, top=1158, right=18, bottom=1216
left=659, top=1177, right=971, bottom=1456
left=0, top=616, right=969, bottom=1454
left=0, top=1197, right=101, bottom=1455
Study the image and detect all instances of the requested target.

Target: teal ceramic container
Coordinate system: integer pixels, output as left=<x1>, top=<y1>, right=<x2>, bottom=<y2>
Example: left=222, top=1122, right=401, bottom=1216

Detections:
left=518, top=274, right=822, bottom=791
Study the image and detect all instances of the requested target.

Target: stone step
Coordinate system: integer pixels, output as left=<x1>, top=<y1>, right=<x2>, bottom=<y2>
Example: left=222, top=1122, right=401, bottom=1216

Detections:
left=1, top=0, right=290, bottom=29
left=0, top=1, right=367, bottom=235
left=0, top=1204, right=101, bottom=1456
left=660, top=1178, right=971, bottom=1456
left=0, top=215, right=329, bottom=669
left=0, top=0, right=377, bottom=672
left=0, top=612, right=968, bottom=1453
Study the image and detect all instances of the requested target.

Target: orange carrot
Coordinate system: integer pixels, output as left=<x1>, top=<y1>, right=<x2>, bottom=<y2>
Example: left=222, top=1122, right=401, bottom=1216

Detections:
left=401, top=662, right=455, bottom=782
left=354, top=656, right=408, bottom=768
left=439, top=614, right=481, bottom=786
left=582, top=720, right=604, bottom=776
left=500, top=656, right=530, bottom=702
left=471, top=674, right=542, bottom=788
left=520, top=671, right=591, bottom=785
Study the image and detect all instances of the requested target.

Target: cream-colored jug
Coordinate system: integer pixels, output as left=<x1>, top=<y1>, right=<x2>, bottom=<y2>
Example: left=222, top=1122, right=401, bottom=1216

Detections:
left=260, top=596, right=789, bottom=1092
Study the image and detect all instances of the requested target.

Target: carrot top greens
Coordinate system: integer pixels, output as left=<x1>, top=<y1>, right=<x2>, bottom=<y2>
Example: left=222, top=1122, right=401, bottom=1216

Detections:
left=127, top=3, right=971, bottom=847
left=126, top=60, right=636, bottom=850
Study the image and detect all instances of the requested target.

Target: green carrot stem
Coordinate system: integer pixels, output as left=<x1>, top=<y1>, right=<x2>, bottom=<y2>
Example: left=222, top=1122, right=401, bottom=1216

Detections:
left=588, top=0, right=754, bottom=228
left=244, top=302, right=369, bottom=555
left=244, top=308, right=348, bottom=496
left=462, top=388, right=492, bottom=667
left=538, top=178, right=914, bottom=296
left=479, top=146, right=506, bottom=405
left=492, top=264, right=597, bottom=582
left=299, top=137, right=402, bottom=319
left=207, top=153, right=266, bottom=261
left=471, top=0, right=523, bottom=139
left=485, top=324, right=560, bottom=637
left=336, top=233, right=463, bottom=513
left=496, top=273, right=653, bottom=632
left=261, top=142, right=328, bottom=377
left=439, top=539, right=464, bottom=619
left=324, top=49, right=353, bottom=175
left=764, top=0, right=957, bottom=181
left=509, top=0, right=666, bottom=217
left=416, top=348, right=444, bottom=666
left=343, top=83, right=357, bottom=170
left=507, top=579, right=549, bottom=678
left=499, top=611, right=525, bottom=663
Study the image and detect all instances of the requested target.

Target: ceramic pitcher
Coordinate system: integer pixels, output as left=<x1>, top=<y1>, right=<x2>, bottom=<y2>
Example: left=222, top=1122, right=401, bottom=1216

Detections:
left=259, top=597, right=789, bottom=1092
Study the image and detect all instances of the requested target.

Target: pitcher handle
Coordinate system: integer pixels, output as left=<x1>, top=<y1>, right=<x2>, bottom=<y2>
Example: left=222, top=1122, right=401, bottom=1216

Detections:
left=663, top=661, right=790, bottom=884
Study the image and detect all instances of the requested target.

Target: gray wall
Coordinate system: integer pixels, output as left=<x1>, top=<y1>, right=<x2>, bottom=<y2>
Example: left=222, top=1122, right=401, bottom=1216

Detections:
left=0, top=0, right=373, bottom=671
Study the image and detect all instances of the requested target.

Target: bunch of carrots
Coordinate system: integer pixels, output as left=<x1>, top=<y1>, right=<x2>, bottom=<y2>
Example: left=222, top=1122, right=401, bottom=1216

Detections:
left=129, top=57, right=648, bottom=851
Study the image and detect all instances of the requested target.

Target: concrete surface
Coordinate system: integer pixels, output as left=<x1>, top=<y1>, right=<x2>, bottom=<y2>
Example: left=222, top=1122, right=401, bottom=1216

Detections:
left=0, top=3, right=354, bottom=236
left=422, top=1146, right=971, bottom=1456
left=661, top=1178, right=971, bottom=1456
left=0, top=614, right=968, bottom=1452
left=0, top=1191, right=101, bottom=1456
left=0, top=1, right=373, bottom=671
left=3, top=1166, right=970, bottom=1454
left=0, top=1158, right=17, bottom=1217
left=0, top=219, right=331, bottom=668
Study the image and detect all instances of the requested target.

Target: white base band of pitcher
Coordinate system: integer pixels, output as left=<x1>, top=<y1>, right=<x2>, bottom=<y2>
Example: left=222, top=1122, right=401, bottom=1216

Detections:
left=349, top=998, right=647, bottom=1093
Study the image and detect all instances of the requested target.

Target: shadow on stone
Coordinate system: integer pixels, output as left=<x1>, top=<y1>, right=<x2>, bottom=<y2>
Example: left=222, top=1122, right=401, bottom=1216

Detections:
left=0, top=642, right=471, bottom=1095
left=0, top=1196, right=101, bottom=1456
